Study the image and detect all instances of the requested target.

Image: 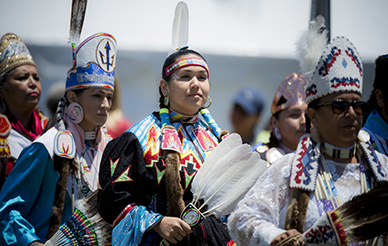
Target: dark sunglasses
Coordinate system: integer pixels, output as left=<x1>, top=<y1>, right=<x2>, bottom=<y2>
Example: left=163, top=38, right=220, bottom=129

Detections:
left=313, top=100, right=367, bottom=115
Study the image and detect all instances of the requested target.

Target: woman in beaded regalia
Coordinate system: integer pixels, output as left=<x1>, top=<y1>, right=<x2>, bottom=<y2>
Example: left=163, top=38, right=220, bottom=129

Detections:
left=228, top=16, right=388, bottom=246
left=97, top=3, right=234, bottom=245
left=97, top=48, right=235, bottom=246
left=0, top=32, right=117, bottom=246
left=0, top=33, right=48, bottom=188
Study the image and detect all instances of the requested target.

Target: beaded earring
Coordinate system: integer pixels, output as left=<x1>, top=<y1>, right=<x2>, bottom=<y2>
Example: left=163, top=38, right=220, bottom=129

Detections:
left=164, top=94, right=169, bottom=107
left=67, top=102, right=84, bottom=124
left=272, top=127, right=282, bottom=141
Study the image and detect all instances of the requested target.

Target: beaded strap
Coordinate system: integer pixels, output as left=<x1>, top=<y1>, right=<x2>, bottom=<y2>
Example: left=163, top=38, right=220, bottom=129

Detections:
left=200, top=108, right=222, bottom=139
left=160, top=108, right=171, bottom=128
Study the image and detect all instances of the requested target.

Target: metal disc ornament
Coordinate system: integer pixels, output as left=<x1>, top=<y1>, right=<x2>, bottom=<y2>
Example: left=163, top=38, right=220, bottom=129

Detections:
left=180, top=203, right=205, bottom=227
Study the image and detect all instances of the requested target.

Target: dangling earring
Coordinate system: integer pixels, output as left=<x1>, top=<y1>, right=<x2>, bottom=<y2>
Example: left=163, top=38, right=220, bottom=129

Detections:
left=0, top=99, right=6, bottom=114
left=272, top=127, right=282, bottom=141
left=202, top=96, right=212, bottom=109
left=67, top=102, right=84, bottom=124
left=164, top=94, right=170, bottom=107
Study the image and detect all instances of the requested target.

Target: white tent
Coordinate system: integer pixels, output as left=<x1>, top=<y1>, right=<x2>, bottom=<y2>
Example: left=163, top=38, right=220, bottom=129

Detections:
left=2, top=0, right=387, bottom=137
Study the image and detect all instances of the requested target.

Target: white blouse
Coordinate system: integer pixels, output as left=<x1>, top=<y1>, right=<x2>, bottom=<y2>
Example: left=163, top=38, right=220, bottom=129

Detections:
left=228, top=152, right=388, bottom=246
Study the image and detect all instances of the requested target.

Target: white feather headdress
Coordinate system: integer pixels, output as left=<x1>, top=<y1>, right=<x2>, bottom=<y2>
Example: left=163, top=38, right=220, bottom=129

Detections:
left=295, top=15, right=328, bottom=80
left=69, top=0, right=88, bottom=44
left=168, top=1, right=189, bottom=55
left=296, top=15, right=363, bottom=104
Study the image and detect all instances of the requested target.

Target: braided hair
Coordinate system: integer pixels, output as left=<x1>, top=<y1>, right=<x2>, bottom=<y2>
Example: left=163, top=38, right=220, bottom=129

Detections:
left=46, top=89, right=85, bottom=239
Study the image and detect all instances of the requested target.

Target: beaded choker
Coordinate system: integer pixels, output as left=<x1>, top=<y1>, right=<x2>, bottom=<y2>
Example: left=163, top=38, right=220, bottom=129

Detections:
left=169, top=109, right=199, bottom=124
left=322, top=142, right=356, bottom=159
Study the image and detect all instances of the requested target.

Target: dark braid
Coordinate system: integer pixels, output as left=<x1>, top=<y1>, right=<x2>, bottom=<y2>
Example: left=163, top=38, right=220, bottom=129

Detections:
left=268, top=131, right=280, bottom=148
left=46, top=89, right=85, bottom=239
left=268, top=112, right=280, bottom=148
left=364, top=89, right=379, bottom=124
left=158, top=86, right=166, bottom=109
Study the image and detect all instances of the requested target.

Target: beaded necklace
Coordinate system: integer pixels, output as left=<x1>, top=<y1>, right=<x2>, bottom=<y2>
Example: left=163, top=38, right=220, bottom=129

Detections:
left=315, top=142, right=369, bottom=216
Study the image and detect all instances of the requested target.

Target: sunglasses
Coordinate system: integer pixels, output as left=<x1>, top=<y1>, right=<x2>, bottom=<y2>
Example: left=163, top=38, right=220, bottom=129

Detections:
left=314, top=100, right=367, bottom=115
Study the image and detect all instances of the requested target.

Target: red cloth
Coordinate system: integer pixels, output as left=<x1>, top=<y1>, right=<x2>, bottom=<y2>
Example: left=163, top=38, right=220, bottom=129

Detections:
left=6, top=110, right=44, bottom=140
left=106, top=116, right=132, bottom=139
left=5, top=109, right=45, bottom=175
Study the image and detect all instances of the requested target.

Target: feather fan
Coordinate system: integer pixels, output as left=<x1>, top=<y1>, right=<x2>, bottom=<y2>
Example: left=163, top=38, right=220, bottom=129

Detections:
left=44, top=191, right=112, bottom=246
left=69, top=0, right=88, bottom=44
left=295, top=15, right=328, bottom=80
left=301, top=181, right=388, bottom=245
left=191, top=133, right=244, bottom=203
left=334, top=181, right=388, bottom=242
left=190, top=133, right=266, bottom=218
left=169, top=1, right=189, bottom=55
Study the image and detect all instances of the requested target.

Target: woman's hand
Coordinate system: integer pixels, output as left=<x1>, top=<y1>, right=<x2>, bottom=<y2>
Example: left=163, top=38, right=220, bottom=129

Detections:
left=152, top=216, right=192, bottom=244
left=271, top=229, right=304, bottom=246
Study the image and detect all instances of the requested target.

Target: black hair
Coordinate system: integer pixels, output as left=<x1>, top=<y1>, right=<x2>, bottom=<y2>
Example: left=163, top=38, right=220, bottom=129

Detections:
left=0, top=70, right=12, bottom=87
left=159, top=48, right=207, bottom=109
left=268, top=111, right=280, bottom=148
left=364, top=55, right=388, bottom=123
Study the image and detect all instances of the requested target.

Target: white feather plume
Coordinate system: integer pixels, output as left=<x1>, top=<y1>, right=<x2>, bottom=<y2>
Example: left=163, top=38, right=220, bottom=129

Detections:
left=169, top=1, right=189, bottom=55
left=191, top=133, right=243, bottom=203
left=69, top=0, right=88, bottom=44
left=191, top=133, right=267, bottom=218
left=295, top=15, right=328, bottom=80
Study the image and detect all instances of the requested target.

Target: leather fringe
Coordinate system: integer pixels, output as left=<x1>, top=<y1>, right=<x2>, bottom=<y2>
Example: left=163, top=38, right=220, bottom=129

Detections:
left=284, top=189, right=310, bottom=233
left=164, top=150, right=185, bottom=217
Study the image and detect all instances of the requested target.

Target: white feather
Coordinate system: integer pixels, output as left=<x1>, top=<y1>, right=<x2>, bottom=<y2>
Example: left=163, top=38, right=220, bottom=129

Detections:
left=203, top=157, right=266, bottom=217
left=169, top=1, right=189, bottom=54
left=191, top=133, right=244, bottom=203
left=191, top=133, right=242, bottom=201
left=191, top=133, right=266, bottom=218
left=69, top=0, right=87, bottom=43
left=200, top=145, right=265, bottom=217
left=295, top=15, right=328, bottom=80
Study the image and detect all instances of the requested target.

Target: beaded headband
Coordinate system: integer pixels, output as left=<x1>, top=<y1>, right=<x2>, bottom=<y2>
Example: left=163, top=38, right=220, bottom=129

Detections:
left=165, top=57, right=209, bottom=77
left=0, top=33, right=36, bottom=77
